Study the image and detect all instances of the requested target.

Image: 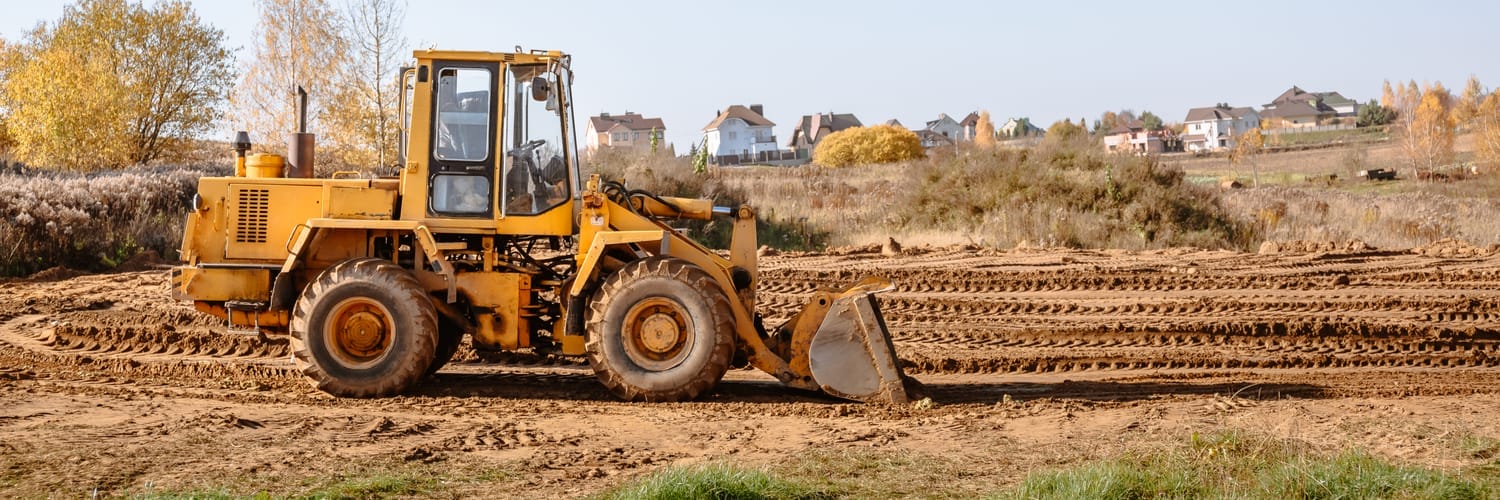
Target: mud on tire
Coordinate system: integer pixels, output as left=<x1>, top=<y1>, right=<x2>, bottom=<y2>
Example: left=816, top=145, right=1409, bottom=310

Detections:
left=290, top=258, right=437, bottom=397
left=586, top=257, right=735, bottom=402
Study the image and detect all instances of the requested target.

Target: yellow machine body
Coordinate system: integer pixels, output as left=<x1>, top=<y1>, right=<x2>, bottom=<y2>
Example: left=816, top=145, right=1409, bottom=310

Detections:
left=171, top=48, right=911, bottom=403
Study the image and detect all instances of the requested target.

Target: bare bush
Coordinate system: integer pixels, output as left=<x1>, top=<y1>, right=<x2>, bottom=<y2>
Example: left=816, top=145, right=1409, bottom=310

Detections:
left=0, top=165, right=225, bottom=276
left=1222, top=185, right=1500, bottom=249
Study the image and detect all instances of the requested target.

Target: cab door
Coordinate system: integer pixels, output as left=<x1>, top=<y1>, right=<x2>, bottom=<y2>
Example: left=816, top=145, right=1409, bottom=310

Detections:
left=425, top=61, right=500, bottom=218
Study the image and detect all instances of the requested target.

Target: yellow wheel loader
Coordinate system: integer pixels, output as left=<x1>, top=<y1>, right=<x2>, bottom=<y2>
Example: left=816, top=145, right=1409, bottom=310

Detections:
left=170, top=48, right=912, bottom=403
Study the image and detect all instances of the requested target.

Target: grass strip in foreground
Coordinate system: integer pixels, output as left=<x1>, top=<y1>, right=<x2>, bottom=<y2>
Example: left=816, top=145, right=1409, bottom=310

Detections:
left=996, top=430, right=1495, bottom=499
left=597, top=462, right=830, bottom=500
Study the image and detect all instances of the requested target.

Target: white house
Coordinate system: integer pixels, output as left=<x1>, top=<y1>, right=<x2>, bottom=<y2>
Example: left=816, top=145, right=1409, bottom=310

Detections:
left=584, top=112, right=665, bottom=152
left=924, top=113, right=965, bottom=142
left=1182, top=105, right=1260, bottom=152
left=701, top=104, right=777, bottom=158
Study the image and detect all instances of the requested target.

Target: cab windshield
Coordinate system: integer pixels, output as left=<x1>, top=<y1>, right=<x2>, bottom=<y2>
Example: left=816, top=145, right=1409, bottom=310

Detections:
left=501, top=62, right=573, bottom=216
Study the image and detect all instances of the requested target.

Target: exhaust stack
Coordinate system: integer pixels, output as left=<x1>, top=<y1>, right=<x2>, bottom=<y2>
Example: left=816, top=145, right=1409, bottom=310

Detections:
left=287, top=85, right=315, bottom=178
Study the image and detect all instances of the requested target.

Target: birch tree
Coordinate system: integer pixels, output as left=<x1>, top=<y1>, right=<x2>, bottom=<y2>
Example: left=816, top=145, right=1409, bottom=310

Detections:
left=231, top=0, right=348, bottom=153
left=323, top=0, right=408, bottom=170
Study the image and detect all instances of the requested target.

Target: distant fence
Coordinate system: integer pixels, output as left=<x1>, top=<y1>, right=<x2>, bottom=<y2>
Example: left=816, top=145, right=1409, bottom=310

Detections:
left=713, top=149, right=808, bottom=166
left=1263, top=123, right=1355, bottom=135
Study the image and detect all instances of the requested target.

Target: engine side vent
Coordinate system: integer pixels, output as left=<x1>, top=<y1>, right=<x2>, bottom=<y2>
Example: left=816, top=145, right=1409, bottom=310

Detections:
left=235, top=189, right=270, bottom=244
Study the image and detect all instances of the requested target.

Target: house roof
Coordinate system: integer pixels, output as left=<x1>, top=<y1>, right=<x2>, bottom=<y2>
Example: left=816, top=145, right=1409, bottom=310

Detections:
left=701, top=105, right=775, bottom=131
left=1108, top=118, right=1145, bottom=135
left=791, top=112, right=862, bottom=145
left=1260, top=100, right=1324, bottom=119
left=883, top=119, right=903, bottom=127
left=590, top=113, right=665, bottom=133
left=702, top=104, right=774, bottom=131
left=958, top=112, right=980, bottom=127
left=1184, top=106, right=1256, bottom=122
left=924, top=113, right=958, bottom=129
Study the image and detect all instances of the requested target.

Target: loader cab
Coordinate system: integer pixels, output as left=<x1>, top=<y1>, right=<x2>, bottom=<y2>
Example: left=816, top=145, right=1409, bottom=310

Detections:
left=398, top=50, right=580, bottom=235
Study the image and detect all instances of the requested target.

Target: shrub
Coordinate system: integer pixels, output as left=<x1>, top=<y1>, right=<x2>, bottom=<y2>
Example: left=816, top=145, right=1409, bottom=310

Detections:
left=0, top=165, right=224, bottom=276
left=812, top=125, right=924, bottom=168
left=895, top=140, right=1253, bottom=249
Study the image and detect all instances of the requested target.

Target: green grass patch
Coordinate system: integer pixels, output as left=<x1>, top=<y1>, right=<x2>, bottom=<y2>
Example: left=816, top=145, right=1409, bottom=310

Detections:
left=995, top=430, right=1496, bottom=499
left=598, top=463, right=830, bottom=500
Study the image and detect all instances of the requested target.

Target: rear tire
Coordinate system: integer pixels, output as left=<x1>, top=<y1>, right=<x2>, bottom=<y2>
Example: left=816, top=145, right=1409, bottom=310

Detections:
left=427, top=316, right=464, bottom=376
left=586, top=257, right=735, bottom=402
left=290, top=258, right=437, bottom=397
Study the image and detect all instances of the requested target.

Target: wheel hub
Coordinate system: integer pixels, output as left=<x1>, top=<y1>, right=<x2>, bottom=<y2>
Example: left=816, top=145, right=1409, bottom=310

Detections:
left=639, top=314, right=681, bottom=353
left=622, top=298, right=694, bottom=371
left=327, top=298, right=393, bottom=366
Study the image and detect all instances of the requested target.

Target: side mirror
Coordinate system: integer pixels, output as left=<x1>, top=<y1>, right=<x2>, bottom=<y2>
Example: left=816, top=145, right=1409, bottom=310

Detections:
left=531, top=76, right=550, bottom=102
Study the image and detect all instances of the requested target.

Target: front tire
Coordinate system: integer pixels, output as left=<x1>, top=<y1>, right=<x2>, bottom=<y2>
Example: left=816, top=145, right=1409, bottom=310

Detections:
left=586, top=257, right=735, bottom=402
left=290, top=258, right=438, bottom=397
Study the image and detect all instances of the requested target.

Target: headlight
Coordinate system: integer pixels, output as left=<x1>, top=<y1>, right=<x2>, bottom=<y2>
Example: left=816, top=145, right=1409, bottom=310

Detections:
left=192, top=193, right=205, bottom=212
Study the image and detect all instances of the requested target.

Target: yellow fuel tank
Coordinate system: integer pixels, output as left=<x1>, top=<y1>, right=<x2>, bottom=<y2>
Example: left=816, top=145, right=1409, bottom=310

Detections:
left=244, top=153, right=284, bottom=178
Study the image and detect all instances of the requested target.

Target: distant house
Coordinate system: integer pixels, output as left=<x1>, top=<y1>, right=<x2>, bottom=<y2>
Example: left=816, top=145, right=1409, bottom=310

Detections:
left=1182, top=105, right=1260, bottom=152
left=914, top=129, right=954, bottom=149
left=1103, top=118, right=1164, bottom=154
left=924, top=113, right=966, bottom=142
left=999, top=117, right=1044, bottom=138
left=958, top=112, right=982, bottom=141
left=584, top=112, right=666, bottom=152
left=789, top=112, right=862, bottom=154
left=701, top=104, right=777, bottom=158
left=1261, top=86, right=1359, bottom=128
left=882, top=118, right=904, bottom=128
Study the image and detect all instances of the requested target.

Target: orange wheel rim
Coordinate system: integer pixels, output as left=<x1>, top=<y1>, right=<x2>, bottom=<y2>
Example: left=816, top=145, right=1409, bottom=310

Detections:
left=622, top=297, right=694, bottom=370
left=325, top=297, right=394, bottom=367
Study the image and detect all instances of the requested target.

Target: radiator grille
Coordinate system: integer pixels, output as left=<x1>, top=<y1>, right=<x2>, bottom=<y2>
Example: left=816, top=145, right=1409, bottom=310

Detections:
left=234, top=189, right=270, bottom=244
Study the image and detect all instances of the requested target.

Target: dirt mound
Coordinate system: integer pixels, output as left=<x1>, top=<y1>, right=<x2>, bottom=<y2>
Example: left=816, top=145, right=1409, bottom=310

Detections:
left=25, top=266, right=85, bottom=281
left=1412, top=238, right=1500, bottom=258
left=1258, top=239, right=1372, bottom=254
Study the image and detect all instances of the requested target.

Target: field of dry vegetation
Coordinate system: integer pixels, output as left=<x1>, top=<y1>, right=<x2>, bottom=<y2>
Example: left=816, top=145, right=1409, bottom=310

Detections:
left=3, top=133, right=1498, bottom=277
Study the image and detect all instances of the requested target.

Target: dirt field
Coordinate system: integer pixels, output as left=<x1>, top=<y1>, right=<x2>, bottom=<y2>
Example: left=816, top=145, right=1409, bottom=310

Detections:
left=3, top=244, right=1499, bottom=497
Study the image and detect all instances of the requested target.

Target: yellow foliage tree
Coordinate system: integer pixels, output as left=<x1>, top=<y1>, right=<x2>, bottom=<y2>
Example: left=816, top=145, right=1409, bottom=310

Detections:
left=973, top=110, right=996, bottom=148
left=1476, top=92, right=1500, bottom=171
left=812, top=125, right=924, bottom=168
left=1045, top=119, right=1087, bottom=143
left=1229, top=127, right=1265, bottom=186
left=1455, top=75, right=1486, bottom=125
left=0, top=0, right=233, bottom=170
left=1402, top=85, right=1456, bottom=176
left=1380, top=80, right=1395, bottom=109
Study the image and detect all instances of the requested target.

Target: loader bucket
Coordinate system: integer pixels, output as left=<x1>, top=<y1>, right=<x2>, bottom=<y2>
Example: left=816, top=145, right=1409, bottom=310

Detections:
left=806, top=277, right=913, bottom=404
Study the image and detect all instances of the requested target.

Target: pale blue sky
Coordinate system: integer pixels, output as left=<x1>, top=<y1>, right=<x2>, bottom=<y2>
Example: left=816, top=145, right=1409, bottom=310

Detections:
left=2, top=1, right=1496, bottom=150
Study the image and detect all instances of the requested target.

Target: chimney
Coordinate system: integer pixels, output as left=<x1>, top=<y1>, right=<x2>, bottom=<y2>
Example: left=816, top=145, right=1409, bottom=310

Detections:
left=750, top=104, right=764, bottom=116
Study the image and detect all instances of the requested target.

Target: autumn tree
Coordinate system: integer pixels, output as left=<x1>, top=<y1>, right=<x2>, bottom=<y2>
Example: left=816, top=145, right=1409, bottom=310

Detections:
left=1475, top=92, right=1500, bottom=171
left=973, top=110, right=996, bottom=147
left=1045, top=119, right=1087, bottom=143
left=1229, top=127, right=1265, bottom=187
left=1455, top=75, right=1486, bottom=126
left=1098, top=111, right=1119, bottom=135
left=232, top=0, right=348, bottom=154
left=0, top=0, right=233, bottom=170
left=322, top=0, right=407, bottom=170
left=1380, top=80, right=1395, bottom=109
left=812, top=125, right=923, bottom=168
left=1401, top=84, right=1456, bottom=177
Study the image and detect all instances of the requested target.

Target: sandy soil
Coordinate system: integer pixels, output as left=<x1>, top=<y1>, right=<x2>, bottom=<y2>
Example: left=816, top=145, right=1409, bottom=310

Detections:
left=2, top=243, right=1498, bottom=497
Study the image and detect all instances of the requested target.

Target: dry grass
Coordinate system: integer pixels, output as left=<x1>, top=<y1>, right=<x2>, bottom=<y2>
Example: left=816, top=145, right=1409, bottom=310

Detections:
left=0, top=164, right=226, bottom=276
left=724, top=140, right=1253, bottom=250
